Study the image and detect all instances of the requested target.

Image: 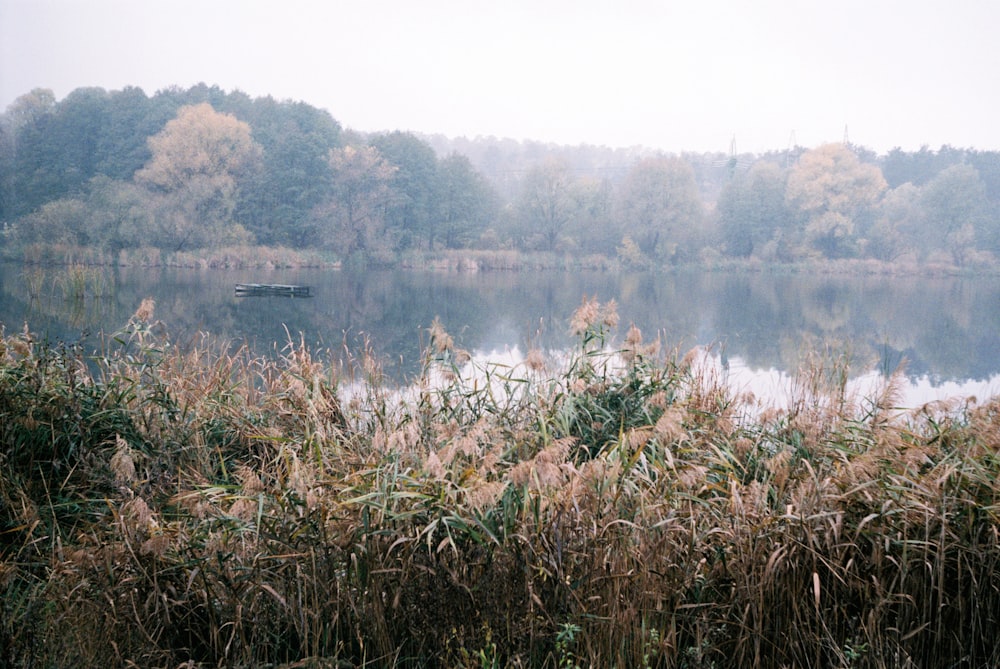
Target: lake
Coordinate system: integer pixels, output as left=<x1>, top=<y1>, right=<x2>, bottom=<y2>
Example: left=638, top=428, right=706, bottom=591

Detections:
left=2, top=262, right=999, bottom=407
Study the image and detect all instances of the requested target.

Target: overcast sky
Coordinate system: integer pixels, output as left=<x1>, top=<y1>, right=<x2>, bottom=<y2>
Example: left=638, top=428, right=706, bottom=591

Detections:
left=2, top=0, right=998, bottom=154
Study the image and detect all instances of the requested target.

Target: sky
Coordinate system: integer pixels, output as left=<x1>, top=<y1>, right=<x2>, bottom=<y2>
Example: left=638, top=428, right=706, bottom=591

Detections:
left=2, top=0, right=999, bottom=154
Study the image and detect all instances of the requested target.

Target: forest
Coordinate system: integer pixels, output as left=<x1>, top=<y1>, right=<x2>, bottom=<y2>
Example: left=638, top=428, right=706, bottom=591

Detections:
left=2, top=83, right=1000, bottom=268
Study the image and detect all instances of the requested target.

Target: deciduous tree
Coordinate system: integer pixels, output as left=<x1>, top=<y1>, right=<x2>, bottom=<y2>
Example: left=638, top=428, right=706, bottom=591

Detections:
left=310, top=145, right=397, bottom=262
left=135, top=103, right=261, bottom=249
left=866, top=183, right=921, bottom=261
left=616, top=156, right=703, bottom=262
left=3, top=88, right=55, bottom=130
left=786, top=144, right=887, bottom=258
left=516, top=159, right=576, bottom=252
left=919, top=164, right=989, bottom=265
left=717, top=161, right=791, bottom=258
left=567, top=176, right=617, bottom=255
left=14, top=197, right=87, bottom=246
left=136, top=102, right=260, bottom=193
left=83, top=176, right=156, bottom=252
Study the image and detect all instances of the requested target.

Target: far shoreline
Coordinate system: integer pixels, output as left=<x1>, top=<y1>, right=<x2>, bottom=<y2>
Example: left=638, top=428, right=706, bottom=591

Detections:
left=5, top=243, right=1000, bottom=277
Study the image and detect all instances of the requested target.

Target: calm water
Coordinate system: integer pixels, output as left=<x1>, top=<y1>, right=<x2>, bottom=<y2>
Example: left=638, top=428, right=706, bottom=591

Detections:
left=2, top=262, right=999, bottom=403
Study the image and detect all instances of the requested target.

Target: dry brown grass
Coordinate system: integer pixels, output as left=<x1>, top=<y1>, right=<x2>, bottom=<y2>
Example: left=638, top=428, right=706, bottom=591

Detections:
left=2, top=300, right=999, bottom=667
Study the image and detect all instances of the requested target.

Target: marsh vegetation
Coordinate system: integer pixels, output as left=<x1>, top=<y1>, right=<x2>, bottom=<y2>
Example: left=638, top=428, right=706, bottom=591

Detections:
left=2, top=298, right=999, bottom=667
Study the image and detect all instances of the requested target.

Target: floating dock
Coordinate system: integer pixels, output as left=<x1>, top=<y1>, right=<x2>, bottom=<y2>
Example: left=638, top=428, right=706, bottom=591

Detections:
left=235, top=283, right=312, bottom=298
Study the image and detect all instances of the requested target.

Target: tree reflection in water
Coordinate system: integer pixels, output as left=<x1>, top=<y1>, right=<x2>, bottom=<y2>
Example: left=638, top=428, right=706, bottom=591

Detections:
left=1, top=262, right=998, bottom=399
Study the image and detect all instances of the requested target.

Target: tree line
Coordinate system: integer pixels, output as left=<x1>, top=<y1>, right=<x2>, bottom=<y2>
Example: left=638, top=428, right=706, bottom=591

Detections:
left=2, top=83, right=999, bottom=267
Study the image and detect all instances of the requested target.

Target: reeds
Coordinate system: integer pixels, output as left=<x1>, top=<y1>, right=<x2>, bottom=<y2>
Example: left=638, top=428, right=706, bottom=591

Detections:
left=2, top=299, right=1000, bottom=667
left=52, top=264, right=115, bottom=300
left=19, top=264, right=116, bottom=303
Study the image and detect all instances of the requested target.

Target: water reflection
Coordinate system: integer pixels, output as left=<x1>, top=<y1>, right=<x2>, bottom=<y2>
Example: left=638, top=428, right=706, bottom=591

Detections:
left=720, top=356, right=1000, bottom=411
left=1, top=262, right=998, bottom=398
left=415, top=345, right=1000, bottom=413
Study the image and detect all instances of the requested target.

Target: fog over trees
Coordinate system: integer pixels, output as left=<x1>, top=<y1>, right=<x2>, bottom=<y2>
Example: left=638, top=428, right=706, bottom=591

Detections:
left=2, top=84, right=1000, bottom=267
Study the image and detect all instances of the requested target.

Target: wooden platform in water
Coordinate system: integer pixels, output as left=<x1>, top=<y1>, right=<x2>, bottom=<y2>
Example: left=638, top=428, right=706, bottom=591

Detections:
left=235, top=283, right=312, bottom=298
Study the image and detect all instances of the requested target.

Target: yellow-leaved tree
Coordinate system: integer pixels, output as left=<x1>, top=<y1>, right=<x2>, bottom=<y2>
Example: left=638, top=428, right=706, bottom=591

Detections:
left=786, top=143, right=887, bottom=258
left=135, top=103, right=261, bottom=250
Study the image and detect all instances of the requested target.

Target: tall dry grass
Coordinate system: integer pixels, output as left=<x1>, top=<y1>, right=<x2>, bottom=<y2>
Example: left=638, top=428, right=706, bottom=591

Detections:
left=1, top=297, right=999, bottom=667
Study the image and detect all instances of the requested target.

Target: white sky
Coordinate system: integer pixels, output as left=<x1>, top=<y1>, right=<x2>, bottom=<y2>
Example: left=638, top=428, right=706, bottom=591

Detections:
left=2, top=0, right=998, bottom=154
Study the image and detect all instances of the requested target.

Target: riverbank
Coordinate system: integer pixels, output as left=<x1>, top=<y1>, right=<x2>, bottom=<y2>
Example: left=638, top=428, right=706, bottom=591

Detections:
left=8, top=242, right=1000, bottom=276
left=2, top=300, right=999, bottom=667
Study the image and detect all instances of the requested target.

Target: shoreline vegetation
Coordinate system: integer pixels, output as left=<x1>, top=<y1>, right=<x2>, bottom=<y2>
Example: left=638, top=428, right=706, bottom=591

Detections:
left=7, top=243, right=1000, bottom=277
left=2, top=298, right=999, bottom=667
left=6, top=85, right=1000, bottom=290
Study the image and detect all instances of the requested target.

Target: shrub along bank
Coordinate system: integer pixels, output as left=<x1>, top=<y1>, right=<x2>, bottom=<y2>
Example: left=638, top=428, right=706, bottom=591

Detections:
left=1, top=299, right=999, bottom=668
